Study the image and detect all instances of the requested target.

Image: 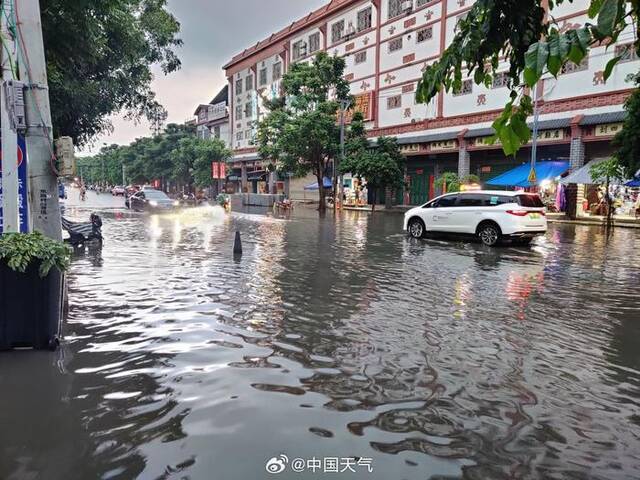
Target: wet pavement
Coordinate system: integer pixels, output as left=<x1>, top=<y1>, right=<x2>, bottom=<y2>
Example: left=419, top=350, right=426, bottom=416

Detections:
left=1, top=189, right=639, bottom=480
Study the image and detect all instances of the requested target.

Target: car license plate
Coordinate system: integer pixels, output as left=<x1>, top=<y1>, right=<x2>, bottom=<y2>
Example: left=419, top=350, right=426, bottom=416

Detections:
left=529, top=212, right=541, bottom=219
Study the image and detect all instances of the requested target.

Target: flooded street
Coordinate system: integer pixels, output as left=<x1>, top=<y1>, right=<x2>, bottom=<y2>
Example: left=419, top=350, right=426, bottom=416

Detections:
left=1, top=190, right=640, bottom=480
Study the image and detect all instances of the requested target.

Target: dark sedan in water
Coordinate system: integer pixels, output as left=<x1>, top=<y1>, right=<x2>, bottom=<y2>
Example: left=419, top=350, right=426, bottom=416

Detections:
left=125, top=189, right=179, bottom=212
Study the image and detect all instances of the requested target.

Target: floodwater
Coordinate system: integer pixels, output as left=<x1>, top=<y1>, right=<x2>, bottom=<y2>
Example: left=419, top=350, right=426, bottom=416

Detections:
left=1, top=190, right=640, bottom=480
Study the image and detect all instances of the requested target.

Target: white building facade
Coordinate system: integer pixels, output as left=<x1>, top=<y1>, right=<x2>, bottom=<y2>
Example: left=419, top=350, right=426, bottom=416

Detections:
left=224, top=0, right=636, bottom=203
left=194, top=85, right=232, bottom=149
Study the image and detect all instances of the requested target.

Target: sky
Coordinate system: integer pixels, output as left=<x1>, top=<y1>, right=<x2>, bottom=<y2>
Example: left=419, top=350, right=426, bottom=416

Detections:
left=80, top=0, right=328, bottom=155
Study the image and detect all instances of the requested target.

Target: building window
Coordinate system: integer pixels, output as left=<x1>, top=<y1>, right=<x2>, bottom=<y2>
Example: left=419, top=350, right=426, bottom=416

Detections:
left=235, top=104, right=242, bottom=120
left=416, top=0, right=429, bottom=6
left=561, top=56, right=588, bottom=74
left=259, top=68, right=268, bottom=86
left=491, top=71, right=509, bottom=88
left=453, top=79, right=473, bottom=96
left=389, top=37, right=403, bottom=53
left=387, top=94, right=402, bottom=109
left=292, top=40, right=305, bottom=61
left=389, top=0, right=409, bottom=19
left=416, top=26, right=433, bottom=43
left=235, top=79, right=243, bottom=95
left=355, top=51, right=367, bottom=64
left=309, top=32, right=320, bottom=53
left=614, top=43, right=639, bottom=63
left=244, top=101, right=253, bottom=118
left=273, top=62, right=282, bottom=81
left=245, top=75, right=253, bottom=91
left=331, top=20, right=345, bottom=44
left=213, top=126, right=221, bottom=139
left=236, top=131, right=243, bottom=141
left=358, top=7, right=372, bottom=31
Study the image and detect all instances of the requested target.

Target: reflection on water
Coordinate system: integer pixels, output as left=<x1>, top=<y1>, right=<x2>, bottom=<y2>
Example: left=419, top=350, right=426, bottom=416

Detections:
left=1, top=200, right=640, bottom=480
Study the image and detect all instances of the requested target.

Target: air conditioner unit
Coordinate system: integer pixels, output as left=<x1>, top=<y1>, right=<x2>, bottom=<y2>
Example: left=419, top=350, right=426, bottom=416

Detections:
left=401, top=0, right=413, bottom=12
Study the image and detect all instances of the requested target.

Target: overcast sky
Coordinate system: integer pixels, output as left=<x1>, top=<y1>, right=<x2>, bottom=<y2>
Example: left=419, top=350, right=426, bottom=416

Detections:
left=81, top=0, right=327, bottom=155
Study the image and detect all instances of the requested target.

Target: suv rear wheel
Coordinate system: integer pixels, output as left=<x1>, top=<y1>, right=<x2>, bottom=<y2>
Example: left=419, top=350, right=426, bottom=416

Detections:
left=478, top=222, right=501, bottom=246
left=408, top=218, right=425, bottom=239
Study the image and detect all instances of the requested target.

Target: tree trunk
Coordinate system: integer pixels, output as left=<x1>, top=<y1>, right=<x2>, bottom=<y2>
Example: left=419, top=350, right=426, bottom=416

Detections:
left=371, top=188, right=376, bottom=213
left=385, top=186, right=393, bottom=209
left=316, top=171, right=326, bottom=214
left=606, top=175, right=613, bottom=229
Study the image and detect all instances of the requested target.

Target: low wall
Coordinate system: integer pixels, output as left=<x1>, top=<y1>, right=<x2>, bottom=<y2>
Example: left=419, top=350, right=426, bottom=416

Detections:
left=230, top=193, right=284, bottom=208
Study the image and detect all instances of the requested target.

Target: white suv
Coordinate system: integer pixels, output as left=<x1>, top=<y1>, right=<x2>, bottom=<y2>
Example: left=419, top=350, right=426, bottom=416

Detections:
left=404, top=191, right=547, bottom=246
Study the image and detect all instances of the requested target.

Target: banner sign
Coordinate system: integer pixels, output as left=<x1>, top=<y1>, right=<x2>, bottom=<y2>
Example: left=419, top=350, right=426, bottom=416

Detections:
left=212, top=162, right=227, bottom=180
left=0, top=134, right=29, bottom=233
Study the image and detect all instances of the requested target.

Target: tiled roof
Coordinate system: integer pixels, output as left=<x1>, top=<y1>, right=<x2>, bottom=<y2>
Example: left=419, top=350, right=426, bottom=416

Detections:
left=465, top=118, right=572, bottom=138
left=223, top=0, right=355, bottom=70
left=210, top=85, right=229, bottom=105
left=580, top=111, right=626, bottom=125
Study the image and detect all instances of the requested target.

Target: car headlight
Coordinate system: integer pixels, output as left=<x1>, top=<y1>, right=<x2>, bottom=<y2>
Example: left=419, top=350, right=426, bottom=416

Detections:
left=149, top=200, right=158, bottom=207
left=173, top=200, right=180, bottom=206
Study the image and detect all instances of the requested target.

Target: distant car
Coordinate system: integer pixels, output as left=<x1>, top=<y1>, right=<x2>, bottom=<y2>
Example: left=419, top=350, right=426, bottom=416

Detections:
left=125, top=189, right=179, bottom=212
left=111, top=186, right=126, bottom=196
left=404, top=191, right=547, bottom=246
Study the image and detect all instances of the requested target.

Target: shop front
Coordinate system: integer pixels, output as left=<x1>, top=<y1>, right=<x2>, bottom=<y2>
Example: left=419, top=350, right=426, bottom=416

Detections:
left=401, top=140, right=459, bottom=206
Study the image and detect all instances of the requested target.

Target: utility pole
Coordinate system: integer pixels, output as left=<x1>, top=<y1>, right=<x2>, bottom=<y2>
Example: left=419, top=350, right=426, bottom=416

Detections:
left=122, top=163, right=126, bottom=186
left=17, top=0, right=61, bottom=241
left=1, top=1, right=19, bottom=233
left=335, top=99, right=351, bottom=210
left=529, top=83, right=540, bottom=188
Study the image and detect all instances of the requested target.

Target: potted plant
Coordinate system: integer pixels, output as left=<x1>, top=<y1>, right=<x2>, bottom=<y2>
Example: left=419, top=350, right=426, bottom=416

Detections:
left=0, top=232, right=71, bottom=351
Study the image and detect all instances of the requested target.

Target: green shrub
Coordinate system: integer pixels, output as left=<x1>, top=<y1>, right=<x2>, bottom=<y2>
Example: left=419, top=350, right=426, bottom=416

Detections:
left=0, top=232, right=71, bottom=277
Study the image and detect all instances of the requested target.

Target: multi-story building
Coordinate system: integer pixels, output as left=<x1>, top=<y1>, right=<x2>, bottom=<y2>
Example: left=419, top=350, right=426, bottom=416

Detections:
left=193, top=85, right=232, bottom=149
left=223, top=0, right=636, bottom=204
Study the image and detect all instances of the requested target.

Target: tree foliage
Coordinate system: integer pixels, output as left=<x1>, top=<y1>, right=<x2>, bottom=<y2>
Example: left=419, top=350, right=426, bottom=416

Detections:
left=77, top=124, right=230, bottom=190
left=42, top=0, right=182, bottom=145
left=257, top=52, right=351, bottom=213
left=340, top=112, right=405, bottom=207
left=417, top=0, right=640, bottom=166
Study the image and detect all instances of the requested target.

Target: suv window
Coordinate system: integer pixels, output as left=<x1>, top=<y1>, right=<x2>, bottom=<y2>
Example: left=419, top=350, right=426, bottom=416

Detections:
left=435, top=194, right=458, bottom=207
left=456, top=194, right=486, bottom=207
left=517, top=194, right=544, bottom=208
left=486, top=194, right=516, bottom=206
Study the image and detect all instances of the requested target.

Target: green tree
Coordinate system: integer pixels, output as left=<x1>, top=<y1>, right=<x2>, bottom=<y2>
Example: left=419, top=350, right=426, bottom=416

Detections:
left=589, top=157, right=626, bottom=226
left=76, top=123, right=196, bottom=187
left=416, top=0, right=640, bottom=169
left=340, top=113, right=405, bottom=211
left=257, top=52, right=351, bottom=213
left=171, top=137, right=231, bottom=190
left=435, top=172, right=461, bottom=193
left=42, top=0, right=182, bottom=145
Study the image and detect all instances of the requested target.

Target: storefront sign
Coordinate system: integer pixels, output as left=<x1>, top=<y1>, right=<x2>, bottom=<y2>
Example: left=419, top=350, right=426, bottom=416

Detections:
left=470, top=129, right=564, bottom=148
left=535, top=129, right=564, bottom=141
left=0, top=135, right=29, bottom=233
left=594, top=123, right=623, bottom=137
left=344, top=92, right=373, bottom=123
left=208, top=102, right=227, bottom=121
left=399, top=143, right=423, bottom=154
left=429, top=140, right=457, bottom=151
left=212, top=162, right=227, bottom=180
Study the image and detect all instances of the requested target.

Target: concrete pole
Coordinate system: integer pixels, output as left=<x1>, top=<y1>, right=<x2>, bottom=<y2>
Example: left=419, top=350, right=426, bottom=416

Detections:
left=16, top=0, right=61, bottom=240
left=1, top=4, right=19, bottom=232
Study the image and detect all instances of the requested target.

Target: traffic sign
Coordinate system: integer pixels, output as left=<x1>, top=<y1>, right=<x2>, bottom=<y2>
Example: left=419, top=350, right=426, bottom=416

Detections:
left=528, top=167, right=537, bottom=184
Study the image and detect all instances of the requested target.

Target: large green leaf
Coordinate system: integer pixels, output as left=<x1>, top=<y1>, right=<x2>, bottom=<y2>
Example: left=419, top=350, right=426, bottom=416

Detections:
left=603, top=55, right=622, bottom=80
left=597, top=0, right=621, bottom=37
left=524, top=42, right=549, bottom=86
left=588, top=0, right=604, bottom=18
left=511, top=114, right=532, bottom=143
left=547, top=35, right=561, bottom=76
